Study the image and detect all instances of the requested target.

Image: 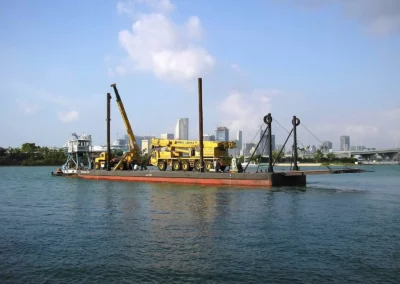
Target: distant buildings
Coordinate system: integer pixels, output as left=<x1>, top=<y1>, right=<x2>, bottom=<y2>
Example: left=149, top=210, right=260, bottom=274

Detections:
left=203, top=134, right=215, bottom=141
left=322, top=141, right=332, bottom=152
left=175, top=118, right=189, bottom=140
left=124, top=134, right=129, bottom=148
left=257, top=126, right=275, bottom=155
left=236, top=130, right=243, bottom=151
left=340, top=136, right=350, bottom=151
left=140, top=135, right=155, bottom=154
left=161, top=133, right=174, bottom=140
left=216, top=126, right=229, bottom=141
left=243, top=143, right=256, bottom=156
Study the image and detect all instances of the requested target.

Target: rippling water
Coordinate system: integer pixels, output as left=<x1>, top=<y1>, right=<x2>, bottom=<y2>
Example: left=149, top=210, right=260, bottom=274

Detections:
left=0, top=166, right=399, bottom=283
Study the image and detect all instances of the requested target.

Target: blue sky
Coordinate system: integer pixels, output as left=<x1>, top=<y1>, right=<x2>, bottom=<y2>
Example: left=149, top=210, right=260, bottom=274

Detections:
left=1, top=0, right=399, bottom=149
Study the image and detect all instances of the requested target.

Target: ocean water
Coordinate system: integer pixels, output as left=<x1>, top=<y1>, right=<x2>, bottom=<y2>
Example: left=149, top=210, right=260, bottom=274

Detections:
left=0, top=166, right=399, bottom=283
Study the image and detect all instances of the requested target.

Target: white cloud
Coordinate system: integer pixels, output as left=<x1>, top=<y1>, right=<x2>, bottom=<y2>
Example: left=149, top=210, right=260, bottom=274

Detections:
left=116, top=1, right=215, bottom=83
left=344, top=0, right=400, bottom=36
left=117, top=0, right=175, bottom=15
left=217, top=89, right=282, bottom=135
left=117, top=0, right=134, bottom=15
left=382, top=107, right=400, bottom=119
left=58, top=111, right=79, bottom=123
left=185, top=16, right=203, bottom=40
left=311, top=106, right=400, bottom=148
left=38, top=90, right=69, bottom=108
left=287, top=0, right=400, bottom=36
left=231, top=64, right=242, bottom=73
left=116, top=66, right=128, bottom=75
left=344, top=125, right=379, bottom=136
left=16, top=99, right=40, bottom=115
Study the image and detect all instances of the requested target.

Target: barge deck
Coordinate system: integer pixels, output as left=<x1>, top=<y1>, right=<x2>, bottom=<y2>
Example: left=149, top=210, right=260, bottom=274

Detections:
left=52, top=168, right=368, bottom=187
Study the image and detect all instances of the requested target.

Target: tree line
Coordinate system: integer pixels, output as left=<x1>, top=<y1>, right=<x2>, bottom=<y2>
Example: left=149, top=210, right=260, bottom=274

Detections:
left=0, top=143, right=66, bottom=166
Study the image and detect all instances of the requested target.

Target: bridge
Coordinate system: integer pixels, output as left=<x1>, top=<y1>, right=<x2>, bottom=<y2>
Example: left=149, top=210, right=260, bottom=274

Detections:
left=244, top=148, right=400, bottom=161
left=331, top=148, right=400, bottom=160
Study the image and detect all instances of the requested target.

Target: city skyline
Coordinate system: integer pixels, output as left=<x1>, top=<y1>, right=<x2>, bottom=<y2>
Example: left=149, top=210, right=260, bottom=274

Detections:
left=1, top=0, right=398, bottom=148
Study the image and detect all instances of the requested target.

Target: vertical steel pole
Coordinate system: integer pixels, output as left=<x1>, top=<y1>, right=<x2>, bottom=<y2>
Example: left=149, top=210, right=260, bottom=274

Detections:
left=106, top=93, right=111, bottom=171
left=292, top=115, right=299, bottom=171
left=267, top=113, right=273, bottom=172
left=198, top=78, right=204, bottom=172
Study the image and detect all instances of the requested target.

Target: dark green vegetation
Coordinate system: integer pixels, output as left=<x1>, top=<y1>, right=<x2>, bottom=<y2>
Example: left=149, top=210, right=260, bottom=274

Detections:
left=0, top=143, right=66, bottom=166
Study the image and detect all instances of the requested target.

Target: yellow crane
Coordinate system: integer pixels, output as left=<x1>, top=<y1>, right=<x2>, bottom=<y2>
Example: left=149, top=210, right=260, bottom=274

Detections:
left=110, top=83, right=141, bottom=170
left=150, top=138, right=236, bottom=171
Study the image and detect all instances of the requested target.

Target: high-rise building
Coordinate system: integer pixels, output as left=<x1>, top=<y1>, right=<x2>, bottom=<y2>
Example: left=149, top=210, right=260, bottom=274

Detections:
left=243, top=143, right=256, bottom=156
left=322, top=141, right=332, bottom=152
left=236, top=130, right=243, bottom=150
left=216, top=126, right=229, bottom=141
left=203, top=134, right=215, bottom=141
left=340, top=136, right=350, bottom=151
left=174, top=118, right=189, bottom=140
left=258, top=126, right=275, bottom=155
left=161, top=133, right=174, bottom=140
left=135, top=136, right=144, bottom=150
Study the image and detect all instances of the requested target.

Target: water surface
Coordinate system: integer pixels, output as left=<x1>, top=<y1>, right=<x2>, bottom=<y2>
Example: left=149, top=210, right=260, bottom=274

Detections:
left=0, top=166, right=399, bottom=283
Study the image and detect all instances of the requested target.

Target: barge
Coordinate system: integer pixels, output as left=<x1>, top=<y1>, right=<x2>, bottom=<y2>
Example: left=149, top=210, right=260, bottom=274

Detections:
left=51, top=167, right=370, bottom=187
left=52, top=169, right=307, bottom=187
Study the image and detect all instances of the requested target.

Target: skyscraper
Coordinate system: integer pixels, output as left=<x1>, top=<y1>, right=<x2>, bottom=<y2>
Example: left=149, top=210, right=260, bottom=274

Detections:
left=236, top=130, right=243, bottom=150
left=174, top=118, right=189, bottom=140
left=258, top=126, right=275, bottom=155
left=340, top=136, right=350, bottom=151
left=216, top=126, right=229, bottom=141
left=322, top=141, right=333, bottom=152
left=258, top=134, right=275, bottom=155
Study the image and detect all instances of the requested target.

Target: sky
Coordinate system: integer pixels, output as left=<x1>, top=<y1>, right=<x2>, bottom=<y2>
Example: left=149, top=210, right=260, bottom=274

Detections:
left=0, top=0, right=399, bottom=150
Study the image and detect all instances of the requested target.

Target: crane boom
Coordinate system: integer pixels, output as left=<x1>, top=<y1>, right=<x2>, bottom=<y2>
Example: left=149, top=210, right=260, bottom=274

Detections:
left=110, top=83, right=140, bottom=152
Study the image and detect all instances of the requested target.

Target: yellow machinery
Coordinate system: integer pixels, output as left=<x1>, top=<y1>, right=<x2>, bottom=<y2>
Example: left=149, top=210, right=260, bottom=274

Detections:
left=110, top=83, right=141, bottom=170
left=94, top=84, right=140, bottom=170
left=150, top=138, right=236, bottom=171
left=94, top=152, right=109, bottom=169
left=94, top=152, right=119, bottom=169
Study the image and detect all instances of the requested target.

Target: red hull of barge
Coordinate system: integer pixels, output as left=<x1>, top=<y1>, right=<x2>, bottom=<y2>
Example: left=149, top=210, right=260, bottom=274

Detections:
left=59, top=170, right=308, bottom=187
left=79, top=174, right=272, bottom=187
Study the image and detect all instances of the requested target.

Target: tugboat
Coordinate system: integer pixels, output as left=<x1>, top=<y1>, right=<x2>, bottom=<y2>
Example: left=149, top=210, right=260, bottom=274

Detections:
left=51, top=168, right=64, bottom=176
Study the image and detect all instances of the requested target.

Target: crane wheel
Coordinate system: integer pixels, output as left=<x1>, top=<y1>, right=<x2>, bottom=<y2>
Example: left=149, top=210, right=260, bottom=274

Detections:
left=205, top=161, right=213, bottom=170
left=157, top=161, right=167, bottom=171
left=172, top=161, right=181, bottom=171
left=181, top=161, right=190, bottom=171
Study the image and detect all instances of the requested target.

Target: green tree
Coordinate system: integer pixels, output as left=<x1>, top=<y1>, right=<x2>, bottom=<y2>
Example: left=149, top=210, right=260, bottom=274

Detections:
left=313, top=149, right=324, bottom=163
left=272, top=150, right=284, bottom=163
left=251, top=154, right=262, bottom=164
left=326, top=152, right=336, bottom=163
left=21, top=143, right=37, bottom=153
